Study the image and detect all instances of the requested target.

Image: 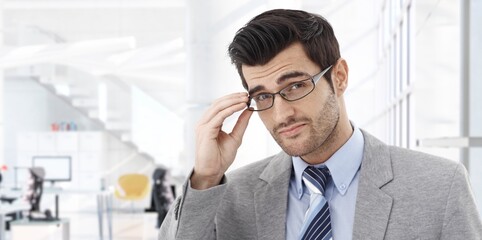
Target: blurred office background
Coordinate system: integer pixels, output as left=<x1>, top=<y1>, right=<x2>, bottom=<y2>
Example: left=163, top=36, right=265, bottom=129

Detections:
left=0, top=0, right=481, bottom=239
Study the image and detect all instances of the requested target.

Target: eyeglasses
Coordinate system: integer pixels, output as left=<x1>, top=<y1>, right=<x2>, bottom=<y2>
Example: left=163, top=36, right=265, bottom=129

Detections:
left=247, top=65, right=333, bottom=111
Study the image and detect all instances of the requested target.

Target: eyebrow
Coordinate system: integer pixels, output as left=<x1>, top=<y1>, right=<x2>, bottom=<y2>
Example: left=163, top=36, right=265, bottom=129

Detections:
left=248, top=71, right=309, bottom=96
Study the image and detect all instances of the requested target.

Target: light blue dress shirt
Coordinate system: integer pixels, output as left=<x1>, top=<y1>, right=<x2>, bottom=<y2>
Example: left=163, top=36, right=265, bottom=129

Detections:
left=286, top=125, right=364, bottom=240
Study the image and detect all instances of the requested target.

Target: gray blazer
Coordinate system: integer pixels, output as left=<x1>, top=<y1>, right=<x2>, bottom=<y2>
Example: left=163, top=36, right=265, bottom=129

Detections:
left=160, top=131, right=482, bottom=239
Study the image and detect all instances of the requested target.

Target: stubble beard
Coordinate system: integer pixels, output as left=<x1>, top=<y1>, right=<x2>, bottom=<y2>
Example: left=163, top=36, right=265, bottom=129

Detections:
left=271, top=93, right=340, bottom=157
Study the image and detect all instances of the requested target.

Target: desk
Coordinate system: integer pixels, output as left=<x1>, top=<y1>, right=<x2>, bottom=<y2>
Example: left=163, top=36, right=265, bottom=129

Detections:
left=10, top=218, right=70, bottom=240
left=0, top=201, right=31, bottom=240
left=42, top=188, right=113, bottom=240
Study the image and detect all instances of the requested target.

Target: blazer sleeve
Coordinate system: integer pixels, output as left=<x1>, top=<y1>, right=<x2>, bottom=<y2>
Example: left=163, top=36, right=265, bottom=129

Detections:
left=441, top=163, right=482, bottom=239
left=159, top=175, right=227, bottom=240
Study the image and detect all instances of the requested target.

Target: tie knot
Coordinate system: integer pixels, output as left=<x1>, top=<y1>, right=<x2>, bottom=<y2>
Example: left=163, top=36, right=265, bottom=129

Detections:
left=302, top=166, right=331, bottom=195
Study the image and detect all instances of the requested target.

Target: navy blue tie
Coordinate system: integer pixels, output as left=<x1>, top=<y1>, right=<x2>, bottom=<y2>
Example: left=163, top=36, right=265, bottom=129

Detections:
left=299, top=166, right=332, bottom=240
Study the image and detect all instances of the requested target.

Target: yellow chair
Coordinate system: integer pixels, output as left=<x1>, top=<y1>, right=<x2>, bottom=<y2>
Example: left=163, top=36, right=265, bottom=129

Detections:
left=114, top=173, right=150, bottom=211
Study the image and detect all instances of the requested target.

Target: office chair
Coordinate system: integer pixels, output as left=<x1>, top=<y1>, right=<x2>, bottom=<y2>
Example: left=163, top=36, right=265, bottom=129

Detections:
left=114, top=173, right=150, bottom=212
left=26, top=167, right=45, bottom=212
left=24, top=167, right=56, bottom=222
left=146, top=168, right=175, bottom=227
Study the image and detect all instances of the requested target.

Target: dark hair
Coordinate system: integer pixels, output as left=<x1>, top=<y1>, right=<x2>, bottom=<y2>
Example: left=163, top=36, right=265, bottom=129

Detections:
left=228, top=9, right=340, bottom=90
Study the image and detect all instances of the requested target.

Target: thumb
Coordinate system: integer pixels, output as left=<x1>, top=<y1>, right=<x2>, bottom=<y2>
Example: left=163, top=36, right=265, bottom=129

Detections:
left=229, top=109, right=253, bottom=142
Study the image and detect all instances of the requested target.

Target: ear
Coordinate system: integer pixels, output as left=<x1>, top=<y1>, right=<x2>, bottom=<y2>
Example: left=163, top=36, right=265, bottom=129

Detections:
left=331, top=58, right=349, bottom=97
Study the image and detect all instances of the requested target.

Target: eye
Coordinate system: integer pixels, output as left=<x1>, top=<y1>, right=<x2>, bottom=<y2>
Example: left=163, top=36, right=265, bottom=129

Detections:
left=288, top=81, right=308, bottom=91
left=253, top=93, right=273, bottom=102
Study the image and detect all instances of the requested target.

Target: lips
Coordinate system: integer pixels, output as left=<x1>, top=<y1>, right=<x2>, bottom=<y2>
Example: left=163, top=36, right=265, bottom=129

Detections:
left=277, top=123, right=306, bottom=137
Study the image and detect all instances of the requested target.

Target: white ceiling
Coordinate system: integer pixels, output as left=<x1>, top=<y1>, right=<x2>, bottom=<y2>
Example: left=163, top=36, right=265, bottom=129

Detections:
left=0, top=0, right=456, bottom=115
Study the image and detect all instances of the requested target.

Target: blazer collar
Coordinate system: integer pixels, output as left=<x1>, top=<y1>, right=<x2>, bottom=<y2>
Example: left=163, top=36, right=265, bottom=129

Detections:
left=359, top=130, right=393, bottom=187
left=255, top=152, right=292, bottom=240
left=259, top=152, right=292, bottom=183
left=352, top=130, right=394, bottom=239
left=253, top=131, right=396, bottom=240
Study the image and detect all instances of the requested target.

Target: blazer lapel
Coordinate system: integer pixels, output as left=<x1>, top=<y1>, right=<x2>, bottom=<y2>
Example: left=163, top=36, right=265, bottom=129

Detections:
left=353, top=130, right=394, bottom=240
left=254, top=152, right=292, bottom=240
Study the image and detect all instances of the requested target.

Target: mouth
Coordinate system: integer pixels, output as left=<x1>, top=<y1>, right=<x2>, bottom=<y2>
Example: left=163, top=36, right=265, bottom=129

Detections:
left=277, top=123, right=306, bottom=138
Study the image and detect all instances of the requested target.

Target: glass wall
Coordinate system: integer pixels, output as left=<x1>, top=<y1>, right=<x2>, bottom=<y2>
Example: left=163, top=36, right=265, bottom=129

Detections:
left=345, top=0, right=481, bottom=213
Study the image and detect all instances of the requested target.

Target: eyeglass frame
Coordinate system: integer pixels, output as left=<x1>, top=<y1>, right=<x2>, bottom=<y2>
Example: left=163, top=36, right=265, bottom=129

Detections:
left=246, top=65, right=333, bottom=111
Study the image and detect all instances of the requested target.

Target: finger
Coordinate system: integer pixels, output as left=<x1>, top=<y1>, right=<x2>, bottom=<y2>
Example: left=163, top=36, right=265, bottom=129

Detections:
left=198, top=93, right=248, bottom=125
left=204, top=102, right=248, bottom=131
left=229, top=109, right=253, bottom=142
left=196, top=101, right=247, bottom=142
left=199, top=93, right=248, bottom=124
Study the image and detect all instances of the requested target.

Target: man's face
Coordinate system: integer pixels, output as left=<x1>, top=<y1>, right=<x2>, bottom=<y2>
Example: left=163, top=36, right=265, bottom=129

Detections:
left=243, top=42, right=340, bottom=158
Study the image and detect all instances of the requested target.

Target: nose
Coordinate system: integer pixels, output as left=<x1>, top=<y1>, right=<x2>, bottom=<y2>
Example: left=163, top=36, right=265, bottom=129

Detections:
left=270, top=94, right=295, bottom=122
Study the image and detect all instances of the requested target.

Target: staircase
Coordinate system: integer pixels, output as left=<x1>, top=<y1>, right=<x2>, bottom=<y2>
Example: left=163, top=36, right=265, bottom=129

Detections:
left=2, top=35, right=186, bottom=181
left=35, top=65, right=156, bottom=173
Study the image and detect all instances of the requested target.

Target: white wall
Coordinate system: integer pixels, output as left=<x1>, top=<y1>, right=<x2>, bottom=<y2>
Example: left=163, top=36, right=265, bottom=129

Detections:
left=413, top=0, right=461, bottom=161
left=1, top=1, right=480, bottom=213
left=2, top=77, right=102, bottom=183
left=469, top=0, right=482, bottom=213
left=1, top=0, right=4, bottom=166
left=333, top=1, right=381, bottom=134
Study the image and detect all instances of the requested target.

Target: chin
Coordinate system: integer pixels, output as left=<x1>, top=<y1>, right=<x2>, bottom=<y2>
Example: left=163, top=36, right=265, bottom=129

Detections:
left=276, top=137, right=314, bottom=157
left=281, top=146, right=312, bottom=157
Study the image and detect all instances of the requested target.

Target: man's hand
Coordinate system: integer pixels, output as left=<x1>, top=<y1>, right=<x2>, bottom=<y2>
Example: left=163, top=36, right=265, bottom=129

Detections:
left=191, top=92, right=253, bottom=190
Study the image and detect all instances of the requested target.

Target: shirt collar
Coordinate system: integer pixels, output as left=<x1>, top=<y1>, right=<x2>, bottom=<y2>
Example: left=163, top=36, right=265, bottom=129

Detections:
left=292, top=123, right=364, bottom=199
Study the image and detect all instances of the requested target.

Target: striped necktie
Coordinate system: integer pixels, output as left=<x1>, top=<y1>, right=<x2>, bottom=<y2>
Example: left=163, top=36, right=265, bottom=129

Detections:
left=299, top=166, right=332, bottom=240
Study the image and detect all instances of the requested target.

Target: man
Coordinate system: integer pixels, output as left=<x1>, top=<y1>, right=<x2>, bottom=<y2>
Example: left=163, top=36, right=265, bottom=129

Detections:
left=160, top=9, right=482, bottom=239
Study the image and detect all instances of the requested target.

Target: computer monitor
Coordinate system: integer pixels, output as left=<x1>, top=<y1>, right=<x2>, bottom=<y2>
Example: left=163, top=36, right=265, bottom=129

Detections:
left=32, top=156, right=72, bottom=184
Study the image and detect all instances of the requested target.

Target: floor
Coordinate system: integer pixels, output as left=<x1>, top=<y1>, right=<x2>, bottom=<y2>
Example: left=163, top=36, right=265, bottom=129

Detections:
left=5, top=211, right=161, bottom=240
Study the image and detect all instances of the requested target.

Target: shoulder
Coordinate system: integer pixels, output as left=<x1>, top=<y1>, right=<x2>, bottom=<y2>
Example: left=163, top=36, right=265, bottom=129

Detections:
left=226, top=152, right=284, bottom=183
left=383, top=145, right=470, bottom=203
left=361, top=129, right=462, bottom=179
left=388, top=145, right=462, bottom=178
left=360, top=129, right=466, bottom=191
